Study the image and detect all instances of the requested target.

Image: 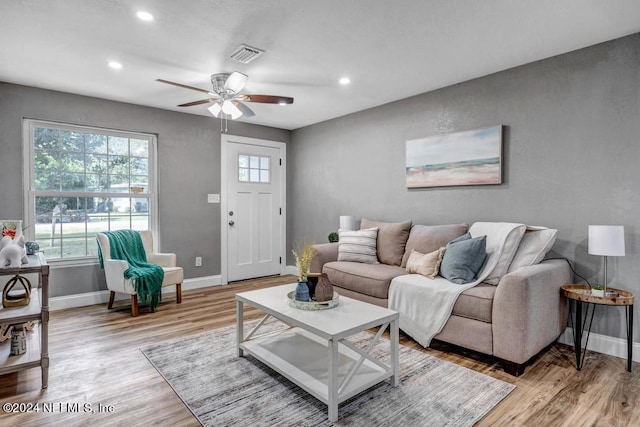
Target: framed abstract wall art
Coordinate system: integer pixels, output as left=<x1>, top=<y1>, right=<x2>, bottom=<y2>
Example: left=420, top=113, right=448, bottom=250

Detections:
left=405, top=125, right=503, bottom=188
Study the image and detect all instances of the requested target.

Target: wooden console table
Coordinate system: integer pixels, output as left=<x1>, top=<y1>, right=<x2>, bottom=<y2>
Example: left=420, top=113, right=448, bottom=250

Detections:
left=0, top=253, right=49, bottom=388
left=561, top=284, right=634, bottom=372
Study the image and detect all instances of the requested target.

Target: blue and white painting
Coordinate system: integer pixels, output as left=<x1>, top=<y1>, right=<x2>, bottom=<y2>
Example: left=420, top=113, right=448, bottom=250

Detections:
left=405, top=125, right=502, bottom=188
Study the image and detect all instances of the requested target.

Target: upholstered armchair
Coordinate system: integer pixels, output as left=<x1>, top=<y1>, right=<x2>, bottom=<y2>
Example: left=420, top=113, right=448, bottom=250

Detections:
left=96, top=230, right=183, bottom=316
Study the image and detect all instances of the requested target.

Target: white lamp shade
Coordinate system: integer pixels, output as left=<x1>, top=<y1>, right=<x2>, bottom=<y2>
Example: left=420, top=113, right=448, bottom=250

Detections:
left=588, top=225, right=625, bottom=256
left=222, top=100, right=243, bottom=119
left=207, top=103, right=222, bottom=117
left=339, top=216, right=357, bottom=231
left=229, top=108, right=243, bottom=120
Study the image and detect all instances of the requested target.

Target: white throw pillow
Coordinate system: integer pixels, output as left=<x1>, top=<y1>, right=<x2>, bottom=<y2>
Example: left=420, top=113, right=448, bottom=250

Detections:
left=469, top=222, right=526, bottom=285
left=507, top=226, right=558, bottom=273
left=337, top=227, right=379, bottom=264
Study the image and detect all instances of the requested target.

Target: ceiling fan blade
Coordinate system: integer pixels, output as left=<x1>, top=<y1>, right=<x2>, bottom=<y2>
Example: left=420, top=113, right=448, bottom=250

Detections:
left=156, top=79, right=212, bottom=94
left=233, top=101, right=255, bottom=118
left=224, top=72, right=248, bottom=94
left=178, top=98, right=217, bottom=107
left=243, top=94, right=294, bottom=104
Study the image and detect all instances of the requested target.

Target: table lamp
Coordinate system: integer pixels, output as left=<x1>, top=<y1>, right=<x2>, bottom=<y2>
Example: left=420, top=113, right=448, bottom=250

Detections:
left=339, top=216, right=357, bottom=231
left=588, top=225, right=625, bottom=297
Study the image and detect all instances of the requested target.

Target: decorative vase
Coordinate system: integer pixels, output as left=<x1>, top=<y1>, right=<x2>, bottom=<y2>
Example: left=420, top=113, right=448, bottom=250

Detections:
left=10, top=323, right=27, bottom=356
left=295, top=281, right=310, bottom=302
left=314, top=273, right=334, bottom=302
left=25, top=241, right=39, bottom=255
left=306, top=275, right=318, bottom=300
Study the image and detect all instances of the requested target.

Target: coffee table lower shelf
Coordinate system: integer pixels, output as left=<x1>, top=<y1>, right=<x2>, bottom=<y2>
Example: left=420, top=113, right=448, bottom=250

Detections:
left=236, top=284, right=399, bottom=421
left=239, top=327, right=393, bottom=413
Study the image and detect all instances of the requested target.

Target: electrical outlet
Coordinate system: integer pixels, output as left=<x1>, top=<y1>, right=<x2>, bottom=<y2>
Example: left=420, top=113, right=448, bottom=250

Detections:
left=195, top=256, right=202, bottom=267
left=207, top=193, right=220, bottom=203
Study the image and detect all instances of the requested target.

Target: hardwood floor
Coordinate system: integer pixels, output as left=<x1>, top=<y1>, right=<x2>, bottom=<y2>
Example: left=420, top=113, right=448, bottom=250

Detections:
left=0, top=275, right=638, bottom=426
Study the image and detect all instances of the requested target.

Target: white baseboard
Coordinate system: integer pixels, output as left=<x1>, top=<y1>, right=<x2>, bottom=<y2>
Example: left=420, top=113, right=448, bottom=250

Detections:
left=181, top=275, right=222, bottom=291
left=284, top=265, right=298, bottom=276
left=49, top=275, right=222, bottom=311
left=558, top=327, right=640, bottom=363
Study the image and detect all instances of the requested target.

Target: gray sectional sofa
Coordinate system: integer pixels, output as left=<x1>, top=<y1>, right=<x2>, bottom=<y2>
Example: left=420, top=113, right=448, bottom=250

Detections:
left=310, top=219, right=571, bottom=376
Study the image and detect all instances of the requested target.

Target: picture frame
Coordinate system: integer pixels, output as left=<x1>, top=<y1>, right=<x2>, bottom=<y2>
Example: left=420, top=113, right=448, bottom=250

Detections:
left=405, top=125, right=503, bottom=188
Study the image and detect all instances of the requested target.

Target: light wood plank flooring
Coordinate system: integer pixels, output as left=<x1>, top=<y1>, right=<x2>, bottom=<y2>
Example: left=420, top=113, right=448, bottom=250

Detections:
left=0, top=275, right=638, bottom=426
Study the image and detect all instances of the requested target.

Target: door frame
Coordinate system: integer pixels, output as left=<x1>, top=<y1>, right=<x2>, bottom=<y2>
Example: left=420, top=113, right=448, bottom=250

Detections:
left=220, top=134, right=287, bottom=284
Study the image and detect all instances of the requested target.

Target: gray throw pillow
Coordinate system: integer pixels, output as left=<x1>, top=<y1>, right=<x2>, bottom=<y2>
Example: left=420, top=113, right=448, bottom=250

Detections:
left=440, top=233, right=487, bottom=284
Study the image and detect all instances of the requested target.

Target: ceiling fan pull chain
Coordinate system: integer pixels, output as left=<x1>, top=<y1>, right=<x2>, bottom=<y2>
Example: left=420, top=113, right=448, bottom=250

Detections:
left=221, top=115, right=228, bottom=134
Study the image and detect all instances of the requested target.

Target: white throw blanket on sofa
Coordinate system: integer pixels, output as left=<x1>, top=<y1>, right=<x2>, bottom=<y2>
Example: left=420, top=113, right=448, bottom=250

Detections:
left=389, top=222, right=524, bottom=347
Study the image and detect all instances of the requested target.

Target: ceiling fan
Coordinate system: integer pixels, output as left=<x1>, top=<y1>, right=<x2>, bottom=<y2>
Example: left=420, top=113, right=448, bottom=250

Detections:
left=157, top=72, right=293, bottom=120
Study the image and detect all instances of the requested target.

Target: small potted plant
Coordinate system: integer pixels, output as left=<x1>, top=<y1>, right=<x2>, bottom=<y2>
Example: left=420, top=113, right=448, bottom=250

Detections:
left=292, top=242, right=315, bottom=301
left=591, top=285, right=604, bottom=297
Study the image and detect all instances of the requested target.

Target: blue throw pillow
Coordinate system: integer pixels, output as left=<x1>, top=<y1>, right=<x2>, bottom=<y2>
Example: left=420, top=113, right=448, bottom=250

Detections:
left=440, top=233, right=487, bottom=284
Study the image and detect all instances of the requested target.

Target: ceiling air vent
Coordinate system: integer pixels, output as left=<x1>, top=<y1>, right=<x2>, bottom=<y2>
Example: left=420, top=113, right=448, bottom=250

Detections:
left=229, top=44, right=265, bottom=64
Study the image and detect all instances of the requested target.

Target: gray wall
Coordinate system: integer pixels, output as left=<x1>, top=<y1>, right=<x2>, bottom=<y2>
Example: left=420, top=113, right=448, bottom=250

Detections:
left=0, top=83, right=289, bottom=297
left=289, top=33, right=640, bottom=340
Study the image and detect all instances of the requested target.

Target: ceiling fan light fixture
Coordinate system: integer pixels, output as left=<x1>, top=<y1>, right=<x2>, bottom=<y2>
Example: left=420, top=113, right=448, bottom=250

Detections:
left=158, top=72, right=292, bottom=120
left=222, top=100, right=243, bottom=119
left=229, top=109, right=243, bottom=120
left=207, top=102, right=222, bottom=117
left=224, top=72, right=248, bottom=94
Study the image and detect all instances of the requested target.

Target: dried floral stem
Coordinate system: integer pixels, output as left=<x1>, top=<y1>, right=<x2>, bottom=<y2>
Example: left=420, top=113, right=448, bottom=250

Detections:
left=292, top=241, right=315, bottom=282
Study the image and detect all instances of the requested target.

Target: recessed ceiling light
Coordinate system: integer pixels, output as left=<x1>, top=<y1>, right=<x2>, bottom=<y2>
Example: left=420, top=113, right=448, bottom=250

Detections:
left=108, top=61, right=123, bottom=70
left=136, top=11, right=154, bottom=21
left=339, top=77, right=351, bottom=85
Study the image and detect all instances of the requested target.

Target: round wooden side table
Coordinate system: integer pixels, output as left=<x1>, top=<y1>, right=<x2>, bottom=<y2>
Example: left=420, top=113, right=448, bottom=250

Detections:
left=561, top=284, right=634, bottom=372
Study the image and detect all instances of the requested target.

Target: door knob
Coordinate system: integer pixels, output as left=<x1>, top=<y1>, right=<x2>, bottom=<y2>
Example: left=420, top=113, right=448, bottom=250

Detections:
left=229, top=220, right=235, bottom=226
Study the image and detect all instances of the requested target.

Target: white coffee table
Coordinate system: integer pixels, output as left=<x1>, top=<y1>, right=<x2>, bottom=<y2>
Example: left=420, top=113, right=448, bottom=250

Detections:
left=236, top=283, right=400, bottom=422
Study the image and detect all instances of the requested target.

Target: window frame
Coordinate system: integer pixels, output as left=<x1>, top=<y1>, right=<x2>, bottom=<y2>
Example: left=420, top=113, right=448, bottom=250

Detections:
left=22, top=119, right=158, bottom=266
left=238, top=153, right=272, bottom=184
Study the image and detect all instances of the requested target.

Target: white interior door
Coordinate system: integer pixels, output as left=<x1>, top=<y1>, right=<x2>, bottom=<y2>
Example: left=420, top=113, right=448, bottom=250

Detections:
left=223, top=135, right=284, bottom=282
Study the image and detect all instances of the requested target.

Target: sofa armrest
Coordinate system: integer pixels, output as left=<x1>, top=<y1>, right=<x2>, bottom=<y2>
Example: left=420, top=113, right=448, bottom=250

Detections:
left=492, top=259, right=571, bottom=364
left=309, top=243, right=339, bottom=274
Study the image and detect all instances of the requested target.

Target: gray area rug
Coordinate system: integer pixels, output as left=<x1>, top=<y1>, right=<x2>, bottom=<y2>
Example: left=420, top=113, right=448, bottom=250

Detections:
left=141, top=321, right=514, bottom=426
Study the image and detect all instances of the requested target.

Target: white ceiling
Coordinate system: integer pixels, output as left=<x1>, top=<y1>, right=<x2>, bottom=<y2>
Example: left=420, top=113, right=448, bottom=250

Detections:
left=1, top=0, right=639, bottom=130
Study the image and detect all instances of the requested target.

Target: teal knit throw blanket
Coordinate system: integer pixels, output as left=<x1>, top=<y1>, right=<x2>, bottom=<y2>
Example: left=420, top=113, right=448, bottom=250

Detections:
left=97, top=230, right=164, bottom=311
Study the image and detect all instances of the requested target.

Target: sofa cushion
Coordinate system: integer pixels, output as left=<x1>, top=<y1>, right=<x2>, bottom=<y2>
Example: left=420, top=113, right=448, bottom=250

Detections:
left=439, top=233, right=487, bottom=284
left=507, top=226, right=558, bottom=273
left=451, top=283, right=496, bottom=323
left=337, top=228, right=379, bottom=264
left=360, top=218, right=412, bottom=266
left=401, top=223, right=468, bottom=267
left=469, top=222, right=526, bottom=285
left=405, top=248, right=445, bottom=279
left=323, top=261, right=406, bottom=299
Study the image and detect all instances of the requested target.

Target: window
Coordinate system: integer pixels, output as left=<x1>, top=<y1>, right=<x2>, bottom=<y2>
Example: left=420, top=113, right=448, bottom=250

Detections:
left=238, top=154, right=270, bottom=183
left=23, top=120, right=157, bottom=262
